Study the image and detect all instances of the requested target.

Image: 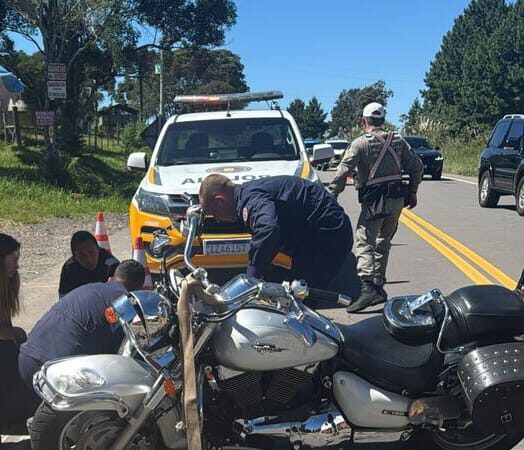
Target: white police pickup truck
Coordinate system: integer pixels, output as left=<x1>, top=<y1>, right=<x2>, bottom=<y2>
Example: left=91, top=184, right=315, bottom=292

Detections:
left=126, top=91, right=333, bottom=272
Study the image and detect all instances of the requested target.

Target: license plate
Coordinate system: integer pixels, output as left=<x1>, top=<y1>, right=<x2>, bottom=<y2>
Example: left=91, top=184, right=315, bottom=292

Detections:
left=203, top=239, right=250, bottom=256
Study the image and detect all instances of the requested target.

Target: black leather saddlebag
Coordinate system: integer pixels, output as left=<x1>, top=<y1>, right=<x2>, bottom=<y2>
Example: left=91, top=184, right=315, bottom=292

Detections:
left=458, top=342, right=524, bottom=433
left=443, top=285, right=524, bottom=348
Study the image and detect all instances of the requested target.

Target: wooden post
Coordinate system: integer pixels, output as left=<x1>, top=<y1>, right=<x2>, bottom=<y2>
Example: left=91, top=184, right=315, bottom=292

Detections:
left=12, top=107, right=22, bottom=147
left=94, top=115, right=98, bottom=151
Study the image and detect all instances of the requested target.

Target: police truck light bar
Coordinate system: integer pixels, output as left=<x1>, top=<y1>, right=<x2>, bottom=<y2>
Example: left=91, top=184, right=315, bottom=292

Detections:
left=173, top=91, right=283, bottom=104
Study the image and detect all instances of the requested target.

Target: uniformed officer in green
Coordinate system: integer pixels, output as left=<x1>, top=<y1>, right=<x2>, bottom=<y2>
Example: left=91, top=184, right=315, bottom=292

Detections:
left=329, top=102, right=423, bottom=312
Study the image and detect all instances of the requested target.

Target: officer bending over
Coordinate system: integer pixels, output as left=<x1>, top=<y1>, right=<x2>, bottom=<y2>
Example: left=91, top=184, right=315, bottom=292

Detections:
left=18, top=259, right=145, bottom=389
left=199, top=174, right=356, bottom=290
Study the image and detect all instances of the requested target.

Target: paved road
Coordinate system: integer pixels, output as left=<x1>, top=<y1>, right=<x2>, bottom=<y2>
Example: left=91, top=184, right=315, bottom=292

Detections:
left=4, top=171, right=523, bottom=449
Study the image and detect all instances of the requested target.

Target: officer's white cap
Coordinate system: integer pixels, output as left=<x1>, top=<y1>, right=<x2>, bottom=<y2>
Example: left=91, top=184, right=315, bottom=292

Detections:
left=363, top=102, right=385, bottom=118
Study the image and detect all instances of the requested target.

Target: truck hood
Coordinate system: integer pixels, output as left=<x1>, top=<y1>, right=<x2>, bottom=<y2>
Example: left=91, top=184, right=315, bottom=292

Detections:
left=144, top=160, right=303, bottom=194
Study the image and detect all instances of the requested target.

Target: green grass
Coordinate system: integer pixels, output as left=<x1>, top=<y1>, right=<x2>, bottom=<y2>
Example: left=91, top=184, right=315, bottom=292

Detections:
left=0, top=142, right=142, bottom=223
left=432, top=134, right=487, bottom=177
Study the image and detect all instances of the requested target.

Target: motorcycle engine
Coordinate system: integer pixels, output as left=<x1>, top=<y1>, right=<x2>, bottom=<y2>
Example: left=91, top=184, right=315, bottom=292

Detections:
left=205, top=364, right=351, bottom=449
left=215, top=365, right=316, bottom=418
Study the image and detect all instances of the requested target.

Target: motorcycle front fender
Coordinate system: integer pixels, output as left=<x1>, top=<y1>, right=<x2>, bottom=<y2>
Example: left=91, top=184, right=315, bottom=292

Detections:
left=33, top=354, right=156, bottom=417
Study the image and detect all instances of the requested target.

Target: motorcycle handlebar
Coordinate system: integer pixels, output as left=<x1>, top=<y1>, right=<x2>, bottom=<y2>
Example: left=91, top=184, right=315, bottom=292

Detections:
left=307, top=287, right=352, bottom=308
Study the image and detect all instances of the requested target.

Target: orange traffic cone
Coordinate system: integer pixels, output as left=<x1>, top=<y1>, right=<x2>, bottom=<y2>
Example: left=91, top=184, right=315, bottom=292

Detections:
left=133, top=237, right=153, bottom=290
left=95, top=212, right=112, bottom=254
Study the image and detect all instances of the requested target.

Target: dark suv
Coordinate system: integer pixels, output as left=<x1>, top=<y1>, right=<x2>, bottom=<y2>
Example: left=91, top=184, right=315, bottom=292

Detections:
left=478, top=114, right=524, bottom=216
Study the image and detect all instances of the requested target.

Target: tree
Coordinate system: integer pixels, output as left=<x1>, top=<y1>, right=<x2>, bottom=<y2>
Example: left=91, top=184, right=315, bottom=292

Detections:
left=287, top=98, right=306, bottom=133
left=5, top=0, right=237, bottom=165
left=330, top=81, right=393, bottom=137
left=422, top=0, right=511, bottom=133
left=302, top=97, right=328, bottom=139
left=115, top=47, right=248, bottom=119
left=400, top=98, right=424, bottom=134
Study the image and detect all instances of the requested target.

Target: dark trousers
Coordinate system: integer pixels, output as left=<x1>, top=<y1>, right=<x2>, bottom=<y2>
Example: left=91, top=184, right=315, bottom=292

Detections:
left=290, top=216, right=355, bottom=290
left=0, top=341, right=40, bottom=428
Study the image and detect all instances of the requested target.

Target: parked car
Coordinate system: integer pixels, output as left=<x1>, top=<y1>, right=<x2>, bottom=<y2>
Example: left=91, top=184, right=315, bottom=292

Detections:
left=478, top=114, right=524, bottom=216
left=325, top=138, right=351, bottom=167
left=404, top=136, right=444, bottom=180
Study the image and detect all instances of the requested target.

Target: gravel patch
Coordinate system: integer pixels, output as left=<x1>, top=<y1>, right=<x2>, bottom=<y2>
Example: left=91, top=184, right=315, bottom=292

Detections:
left=0, top=213, right=129, bottom=283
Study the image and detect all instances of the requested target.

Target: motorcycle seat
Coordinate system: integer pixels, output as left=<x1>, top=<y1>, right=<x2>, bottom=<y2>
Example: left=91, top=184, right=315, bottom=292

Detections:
left=337, top=316, right=444, bottom=394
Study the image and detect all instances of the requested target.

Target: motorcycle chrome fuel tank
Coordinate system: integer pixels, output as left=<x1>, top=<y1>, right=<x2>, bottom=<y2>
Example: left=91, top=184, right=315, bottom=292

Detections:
left=212, top=306, right=340, bottom=371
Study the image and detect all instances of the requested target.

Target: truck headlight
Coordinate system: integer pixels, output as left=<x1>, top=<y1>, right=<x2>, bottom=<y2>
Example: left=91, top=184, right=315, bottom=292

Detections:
left=435, top=155, right=443, bottom=161
left=135, top=188, right=170, bottom=215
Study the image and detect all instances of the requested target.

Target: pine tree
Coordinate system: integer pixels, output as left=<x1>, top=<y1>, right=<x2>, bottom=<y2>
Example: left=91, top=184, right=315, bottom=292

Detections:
left=302, top=97, right=328, bottom=139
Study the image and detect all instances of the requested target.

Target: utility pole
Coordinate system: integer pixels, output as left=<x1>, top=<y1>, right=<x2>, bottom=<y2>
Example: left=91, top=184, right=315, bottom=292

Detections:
left=159, top=49, right=164, bottom=120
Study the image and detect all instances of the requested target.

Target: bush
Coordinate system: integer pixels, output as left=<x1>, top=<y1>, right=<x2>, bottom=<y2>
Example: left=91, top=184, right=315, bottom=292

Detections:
left=121, top=122, right=147, bottom=153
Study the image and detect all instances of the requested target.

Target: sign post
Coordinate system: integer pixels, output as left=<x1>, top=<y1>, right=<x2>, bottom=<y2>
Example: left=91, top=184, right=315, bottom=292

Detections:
left=35, top=111, right=55, bottom=127
left=47, top=63, right=67, bottom=100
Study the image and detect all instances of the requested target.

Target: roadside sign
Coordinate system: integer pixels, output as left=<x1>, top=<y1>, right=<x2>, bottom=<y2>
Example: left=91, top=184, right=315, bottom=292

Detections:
left=48, top=63, right=66, bottom=74
left=47, top=71, right=67, bottom=81
left=155, top=64, right=161, bottom=75
left=47, top=81, right=67, bottom=99
left=35, top=110, right=55, bottom=126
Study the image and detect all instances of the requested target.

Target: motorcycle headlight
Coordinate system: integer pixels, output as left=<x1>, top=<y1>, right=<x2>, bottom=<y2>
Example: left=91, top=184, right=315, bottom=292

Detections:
left=54, top=368, right=106, bottom=394
left=135, top=188, right=171, bottom=216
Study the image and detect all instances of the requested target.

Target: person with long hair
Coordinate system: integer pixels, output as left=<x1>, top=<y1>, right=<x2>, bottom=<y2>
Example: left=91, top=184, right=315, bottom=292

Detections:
left=0, top=233, right=36, bottom=430
left=0, top=233, right=26, bottom=346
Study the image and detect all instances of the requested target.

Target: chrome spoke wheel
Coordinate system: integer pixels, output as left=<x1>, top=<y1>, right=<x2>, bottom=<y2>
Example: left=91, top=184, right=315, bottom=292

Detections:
left=480, top=177, right=489, bottom=202
left=518, top=184, right=524, bottom=210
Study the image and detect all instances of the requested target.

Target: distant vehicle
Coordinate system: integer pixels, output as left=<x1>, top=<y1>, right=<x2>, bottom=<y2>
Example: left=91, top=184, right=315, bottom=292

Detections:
left=303, top=138, right=321, bottom=158
left=478, top=114, right=524, bottom=216
left=325, top=138, right=351, bottom=167
left=404, top=136, right=444, bottom=180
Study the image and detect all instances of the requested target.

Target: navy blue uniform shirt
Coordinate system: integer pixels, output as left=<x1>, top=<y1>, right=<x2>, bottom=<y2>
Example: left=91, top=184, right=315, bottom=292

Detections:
left=20, top=281, right=126, bottom=364
left=234, top=175, right=350, bottom=278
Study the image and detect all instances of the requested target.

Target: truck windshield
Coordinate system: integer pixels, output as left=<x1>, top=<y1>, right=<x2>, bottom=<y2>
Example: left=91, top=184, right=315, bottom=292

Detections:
left=157, top=117, right=300, bottom=166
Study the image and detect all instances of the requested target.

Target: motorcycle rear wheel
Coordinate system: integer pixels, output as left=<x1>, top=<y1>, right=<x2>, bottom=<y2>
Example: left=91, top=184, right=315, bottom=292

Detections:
left=415, top=428, right=523, bottom=450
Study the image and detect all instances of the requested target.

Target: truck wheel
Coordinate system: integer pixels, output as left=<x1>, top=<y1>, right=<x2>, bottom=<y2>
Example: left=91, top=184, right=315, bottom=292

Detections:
left=516, top=177, right=524, bottom=216
left=478, top=172, right=500, bottom=208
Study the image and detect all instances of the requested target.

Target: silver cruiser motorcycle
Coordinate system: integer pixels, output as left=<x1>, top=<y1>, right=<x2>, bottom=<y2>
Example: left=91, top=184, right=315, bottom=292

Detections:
left=30, top=202, right=524, bottom=450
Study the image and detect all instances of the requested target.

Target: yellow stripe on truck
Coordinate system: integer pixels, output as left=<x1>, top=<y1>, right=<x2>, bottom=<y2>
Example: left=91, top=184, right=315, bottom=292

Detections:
left=301, top=162, right=310, bottom=178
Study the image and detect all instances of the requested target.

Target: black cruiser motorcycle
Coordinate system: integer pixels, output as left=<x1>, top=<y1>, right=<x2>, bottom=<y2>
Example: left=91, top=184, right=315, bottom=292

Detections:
left=29, top=201, right=524, bottom=450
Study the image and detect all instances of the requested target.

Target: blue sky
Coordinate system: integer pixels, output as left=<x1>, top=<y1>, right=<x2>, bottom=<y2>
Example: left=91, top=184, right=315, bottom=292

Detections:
left=10, top=0, right=472, bottom=126
left=223, top=0, right=472, bottom=125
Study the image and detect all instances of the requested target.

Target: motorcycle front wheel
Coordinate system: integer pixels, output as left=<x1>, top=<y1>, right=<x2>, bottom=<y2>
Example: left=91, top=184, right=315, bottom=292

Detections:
left=30, top=402, right=162, bottom=450
left=415, top=428, right=523, bottom=450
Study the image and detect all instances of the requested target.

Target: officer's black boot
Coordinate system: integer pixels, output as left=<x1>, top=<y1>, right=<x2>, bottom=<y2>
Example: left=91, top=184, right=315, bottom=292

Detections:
left=346, top=280, right=384, bottom=313
left=375, top=283, right=388, bottom=301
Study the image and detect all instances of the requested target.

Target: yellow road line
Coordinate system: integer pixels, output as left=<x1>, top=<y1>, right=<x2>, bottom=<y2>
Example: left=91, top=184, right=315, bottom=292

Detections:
left=399, top=215, right=492, bottom=285
left=403, top=208, right=516, bottom=288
